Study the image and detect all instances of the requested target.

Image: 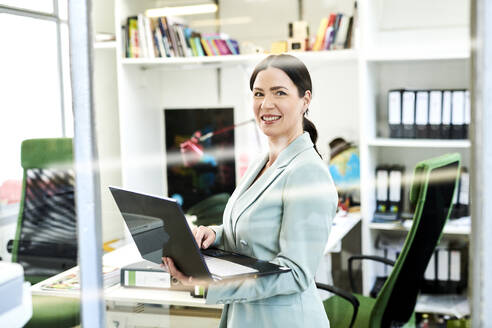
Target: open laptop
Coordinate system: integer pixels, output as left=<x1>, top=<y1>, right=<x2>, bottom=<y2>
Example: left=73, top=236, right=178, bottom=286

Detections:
left=109, top=186, right=291, bottom=281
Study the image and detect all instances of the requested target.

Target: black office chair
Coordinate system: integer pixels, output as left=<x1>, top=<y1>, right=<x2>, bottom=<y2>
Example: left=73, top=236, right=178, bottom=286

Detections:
left=318, top=153, right=461, bottom=327
left=8, top=138, right=80, bottom=327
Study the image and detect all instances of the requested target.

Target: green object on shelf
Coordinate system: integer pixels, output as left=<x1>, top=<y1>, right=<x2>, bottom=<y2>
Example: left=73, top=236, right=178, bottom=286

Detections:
left=321, top=153, right=461, bottom=327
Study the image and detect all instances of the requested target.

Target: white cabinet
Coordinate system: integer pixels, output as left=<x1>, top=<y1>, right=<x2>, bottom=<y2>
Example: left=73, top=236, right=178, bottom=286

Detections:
left=357, top=0, right=471, bottom=314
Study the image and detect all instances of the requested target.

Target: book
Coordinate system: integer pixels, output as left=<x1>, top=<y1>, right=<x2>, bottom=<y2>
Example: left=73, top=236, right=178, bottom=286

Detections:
left=40, top=266, right=119, bottom=291
left=333, top=15, right=350, bottom=50
left=200, top=38, right=214, bottom=56
left=127, top=16, right=138, bottom=58
left=312, top=17, right=329, bottom=51
left=121, top=261, right=172, bottom=289
left=225, top=39, right=240, bottom=55
left=191, top=34, right=205, bottom=56
left=215, top=39, right=233, bottom=55
left=158, top=17, right=175, bottom=57
left=321, top=14, right=337, bottom=50
left=137, top=14, right=148, bottom=58
left=328, top=14, right=343, bottom=50
left=152, top=18, right=165, bottom=57
left=143, top=15, right=156, bottom=58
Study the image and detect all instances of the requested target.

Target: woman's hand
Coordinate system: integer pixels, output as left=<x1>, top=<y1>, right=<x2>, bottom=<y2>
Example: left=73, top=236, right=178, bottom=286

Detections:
left=160, top=225, right=215, bottom=286
left=192, top=225, right=216, bottom=249
left=161, top=257, right=208, bottom=286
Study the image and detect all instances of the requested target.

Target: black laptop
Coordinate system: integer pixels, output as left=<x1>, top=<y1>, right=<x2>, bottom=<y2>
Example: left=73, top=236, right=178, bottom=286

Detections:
left=109, top=186, right=291, bottom=281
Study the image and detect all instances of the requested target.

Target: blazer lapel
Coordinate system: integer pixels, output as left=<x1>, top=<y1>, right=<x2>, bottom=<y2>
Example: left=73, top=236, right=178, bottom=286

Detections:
left=230, top=133, right=314, bottom=237
left=222, top=154, right=267, bottom=245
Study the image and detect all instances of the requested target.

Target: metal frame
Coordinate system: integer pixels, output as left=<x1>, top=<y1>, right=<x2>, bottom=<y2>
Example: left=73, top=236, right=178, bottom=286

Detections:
left=0, top=2, right=69, bottom=136
left=471, top=0, right=492, bottom=326
left=68, top=0, right=105, bottom=327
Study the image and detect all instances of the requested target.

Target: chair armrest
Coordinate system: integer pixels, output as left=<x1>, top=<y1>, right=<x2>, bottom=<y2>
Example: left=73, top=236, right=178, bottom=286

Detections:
left=348, top=255, right=395, bottom=293
left=7, top=239, right=13, bottom=253
left=316, top=282, right=359, bottom=328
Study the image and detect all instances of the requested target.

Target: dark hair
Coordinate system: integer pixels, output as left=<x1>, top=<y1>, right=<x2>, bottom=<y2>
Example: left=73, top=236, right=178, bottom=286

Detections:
left=249, top=54, right=321, bottom=158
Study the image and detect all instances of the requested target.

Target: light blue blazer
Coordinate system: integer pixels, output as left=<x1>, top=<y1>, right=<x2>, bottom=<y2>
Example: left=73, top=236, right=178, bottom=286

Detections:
left=206, top=132, right=338, bottom=328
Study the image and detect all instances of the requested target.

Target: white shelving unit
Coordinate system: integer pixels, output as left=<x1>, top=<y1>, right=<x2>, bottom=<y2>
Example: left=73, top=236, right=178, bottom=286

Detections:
left=368, top=221, right=471, bottom=236
left=357, top=0, right=471, bottom=315
left=112, top=0, right=471, bottom=317
left=119, top=49, right=358, bottom=70
left=367, top=138, right=471, bottom=149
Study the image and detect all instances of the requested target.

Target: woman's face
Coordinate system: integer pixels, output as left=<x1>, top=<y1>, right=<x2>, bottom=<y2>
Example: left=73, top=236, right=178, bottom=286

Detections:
left=252, top=67, right=311, bottom=142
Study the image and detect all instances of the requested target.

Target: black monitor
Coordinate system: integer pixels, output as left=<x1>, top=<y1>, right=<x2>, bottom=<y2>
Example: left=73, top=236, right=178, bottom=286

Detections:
left=164, top=107, right=235, bottom=211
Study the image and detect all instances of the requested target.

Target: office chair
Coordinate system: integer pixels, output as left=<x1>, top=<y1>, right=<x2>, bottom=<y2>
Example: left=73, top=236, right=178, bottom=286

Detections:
left=186, top=192, right=230, bottom=226
left=9, top=138, right=80, bottom=327
left=318, top=153, right=461, bottom=328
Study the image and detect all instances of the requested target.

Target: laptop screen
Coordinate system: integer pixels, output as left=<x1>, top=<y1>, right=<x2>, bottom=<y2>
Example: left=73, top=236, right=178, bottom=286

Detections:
left=109, top=187, right=211, bottom=278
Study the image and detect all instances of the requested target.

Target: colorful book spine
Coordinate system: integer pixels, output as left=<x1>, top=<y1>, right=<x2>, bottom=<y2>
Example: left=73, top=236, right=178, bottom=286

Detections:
left=200, top=38, right=214, bottom=56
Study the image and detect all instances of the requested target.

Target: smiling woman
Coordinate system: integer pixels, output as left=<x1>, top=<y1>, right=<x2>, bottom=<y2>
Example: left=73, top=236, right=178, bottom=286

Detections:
left=163, top=54, right=337, bottom=328
left=250, top=54, right=321, bottom=159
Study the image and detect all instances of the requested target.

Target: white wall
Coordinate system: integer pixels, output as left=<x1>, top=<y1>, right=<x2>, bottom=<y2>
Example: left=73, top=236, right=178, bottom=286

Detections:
left=93, top=0, right=126, bottom=242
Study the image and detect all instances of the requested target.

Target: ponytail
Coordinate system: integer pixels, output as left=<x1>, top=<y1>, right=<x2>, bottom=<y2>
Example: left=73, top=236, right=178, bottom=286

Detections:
left=303, top=115, right=322, bottom=159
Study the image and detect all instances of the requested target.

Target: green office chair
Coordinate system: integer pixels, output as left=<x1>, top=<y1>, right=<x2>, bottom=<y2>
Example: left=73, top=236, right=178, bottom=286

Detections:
left=318, top=153, right=461, bottom=328
left=9, top=138, right=80, bottom=327
left=186, top=192, right=230, bottom=226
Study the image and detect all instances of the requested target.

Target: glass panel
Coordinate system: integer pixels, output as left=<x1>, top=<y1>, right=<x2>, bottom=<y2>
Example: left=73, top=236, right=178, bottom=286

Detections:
left=0, top=13, right=62, bottom=199
left=60, top=22, right=73, bottom=136
left=0, top=0, right=53, bottom=13
left=57, top=0, right=68, bottom=21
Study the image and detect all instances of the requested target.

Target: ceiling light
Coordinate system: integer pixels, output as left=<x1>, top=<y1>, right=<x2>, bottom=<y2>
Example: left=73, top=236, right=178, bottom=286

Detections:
left=145, top=3, right=218, bottom=17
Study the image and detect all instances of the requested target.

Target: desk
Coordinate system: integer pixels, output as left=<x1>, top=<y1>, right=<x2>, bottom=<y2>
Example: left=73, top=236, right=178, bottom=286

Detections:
left=32, top=212, right=361, bottom=327
left=315, top=212, right=361, bottom=295
left=31, top=244, right=222, bottom=327
left=325, top=212, right=361, bottom=254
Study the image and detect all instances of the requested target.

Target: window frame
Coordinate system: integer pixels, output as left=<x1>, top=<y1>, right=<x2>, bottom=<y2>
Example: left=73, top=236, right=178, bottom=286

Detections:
left=0, top=1, right=70, bottom=137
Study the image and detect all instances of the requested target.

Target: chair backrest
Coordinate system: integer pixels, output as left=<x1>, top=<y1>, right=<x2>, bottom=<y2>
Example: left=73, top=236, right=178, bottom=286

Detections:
left=370, top=153, right=461, bottom=327
left=11, top=138, right=77, bottom=284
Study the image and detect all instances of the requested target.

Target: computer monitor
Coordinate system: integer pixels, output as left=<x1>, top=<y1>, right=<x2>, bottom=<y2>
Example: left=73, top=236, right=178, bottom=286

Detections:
left=164, top=107, right=235, bottom=211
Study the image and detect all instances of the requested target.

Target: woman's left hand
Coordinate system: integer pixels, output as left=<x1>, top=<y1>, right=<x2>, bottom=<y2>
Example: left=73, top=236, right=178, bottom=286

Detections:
left=161, top=257, right=209, bottom=286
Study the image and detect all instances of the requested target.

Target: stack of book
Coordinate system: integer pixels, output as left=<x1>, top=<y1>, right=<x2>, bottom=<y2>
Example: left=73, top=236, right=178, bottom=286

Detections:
left=40, top=265, right=120, bottom=291
left=311, top=13, right=354, bottom=51
left=125, top=14, right=240, bottom=58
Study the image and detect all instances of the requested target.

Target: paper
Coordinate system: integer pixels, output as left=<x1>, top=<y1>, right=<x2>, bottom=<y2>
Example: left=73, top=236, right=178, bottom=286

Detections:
left=388, top=91, right=402, bottom=124
left=402, top=91, right=416, bottom=124
left=389, top=170, right=402, bottom=202
left=459, top=171, right=469, bottom=205
left=415, top=91, right=429, bottom=125
left=442, top=91, right=452, bottom=125
left=376, top=170, right=389, bottom=201
left=452, top=91, right=465, bottom=124
left=429, top=91, right=443, bottom=125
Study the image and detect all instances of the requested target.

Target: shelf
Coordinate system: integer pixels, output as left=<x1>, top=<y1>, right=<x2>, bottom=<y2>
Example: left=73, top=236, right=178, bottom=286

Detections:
left=367, top=138, right=471, bottom=149
left=415, top=294, right=469, bottom=318
left=94, top=41, right=117, bottom=50
left=120, top=49, right=358, bottom=68
left=365, top=47, right=470, bottom=62
left=369, top=219, right=470, bottom=236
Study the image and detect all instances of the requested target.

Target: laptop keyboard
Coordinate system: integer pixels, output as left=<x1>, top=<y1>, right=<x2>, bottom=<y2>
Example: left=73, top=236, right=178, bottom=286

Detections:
left=203, top=255, right=258, bottom=277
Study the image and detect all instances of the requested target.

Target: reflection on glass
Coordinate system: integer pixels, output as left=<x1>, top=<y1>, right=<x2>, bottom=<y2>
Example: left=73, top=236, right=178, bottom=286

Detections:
left=0, top=13, right=62, bottom=185
left=0, top=0, right=53, bottom=13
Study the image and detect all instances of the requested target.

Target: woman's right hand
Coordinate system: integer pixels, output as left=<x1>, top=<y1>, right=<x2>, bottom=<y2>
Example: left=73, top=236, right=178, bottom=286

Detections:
left=192, top=225, right=216, bottom=249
